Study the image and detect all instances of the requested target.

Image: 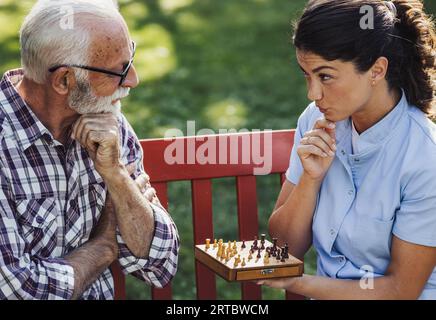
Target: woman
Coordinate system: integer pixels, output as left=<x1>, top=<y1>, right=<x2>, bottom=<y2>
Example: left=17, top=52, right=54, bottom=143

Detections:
left=261, top=0, right=436, bottom=299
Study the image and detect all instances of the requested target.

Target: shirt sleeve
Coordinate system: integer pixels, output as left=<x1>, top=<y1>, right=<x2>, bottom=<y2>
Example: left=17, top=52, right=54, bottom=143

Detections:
left=0, top=171, right=75, bottom=300
left=285, top=105, right=314, bottom=185
left=393, top=159, right=436, bottom=247
left=116, top=114, right=180, bottom=287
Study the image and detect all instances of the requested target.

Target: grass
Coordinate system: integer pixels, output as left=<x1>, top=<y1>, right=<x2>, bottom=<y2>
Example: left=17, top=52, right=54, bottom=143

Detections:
left=1, top=0, right=435, bottom=300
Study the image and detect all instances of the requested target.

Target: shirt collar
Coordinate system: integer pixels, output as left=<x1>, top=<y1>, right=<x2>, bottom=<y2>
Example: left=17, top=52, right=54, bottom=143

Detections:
left=0, top=69, right=53, bottom=151
left=335, top=89, right=408, bottom=153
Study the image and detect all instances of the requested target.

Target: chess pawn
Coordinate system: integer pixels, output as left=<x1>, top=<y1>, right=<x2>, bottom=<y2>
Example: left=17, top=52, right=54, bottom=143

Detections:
left=257, top=248, right=261, bottom=259
left=233, top=257, right=239, bottom=268
left=248, top=251, right=253, bottom=260
left=213, top=239, right=218, bottom=249
left=241, top=240, right=246, bottom=249
left=263, top=252, right=270, bottom=264
left=225, top=251, right=230, bottom=262
left=241, top=258, right=246, bottom=267
left=219, top=239, right=223, bottom=245
left=237, top=254, right=241, bottom=263
left=205, top=238, right=210, bottom=250
left=232, top=240, right=237, bottom=250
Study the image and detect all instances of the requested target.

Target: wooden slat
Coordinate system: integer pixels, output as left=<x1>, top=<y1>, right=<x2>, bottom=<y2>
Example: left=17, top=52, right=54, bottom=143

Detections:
left=192, top=179, right=216, bottom=299
left=141, top=130, right=295, bottom=182
left=236, top=176, right=262, bottom=300
left=151, top=182, right=174, bottom=300
left=111, top=261, right=126, bottom=300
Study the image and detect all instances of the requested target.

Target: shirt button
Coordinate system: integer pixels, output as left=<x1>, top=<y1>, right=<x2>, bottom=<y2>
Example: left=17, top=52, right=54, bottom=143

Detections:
left=339, top=257, right=345, bottom=262
left=354, top=158, right=360, bottom=162
left=36, top=216, right=44, bottom=224
left=348, top=190, right=354, bottom=195
left=341, top=150, right=346, bottom=155
left=330, top=229, right=336, bottom=236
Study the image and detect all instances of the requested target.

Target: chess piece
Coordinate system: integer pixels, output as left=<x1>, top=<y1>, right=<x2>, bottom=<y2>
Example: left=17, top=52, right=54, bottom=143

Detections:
left=225, top=251, right=230, bottom=262
left=205, top=238, right=210, bottom=250
left=276, top=248, right=281, bottom=261
left=283, top=243, right=289, bottom=259
left=263, top=252, right=270, bottom=264
left=221, top=245, right=227, bottom=259
left=260, top=233, right=266, bottom=250
left=213, top=239, right=217, bottom=249
left=233, top=257, right=239, bottom=268
left=233, top=240, right=237, bottom=251
left=248, top=251, right=253, bottom=260
left=241, top=258, right=246, bottom=267
left=241, top=240, right=246, bottom=249
left=217, top=244, right=222, bottom=258
left=272, top=238, right=278, bottom=254
left=253, top=236, right=258, bottom=250
left=257, top=248, right=261, bottom=259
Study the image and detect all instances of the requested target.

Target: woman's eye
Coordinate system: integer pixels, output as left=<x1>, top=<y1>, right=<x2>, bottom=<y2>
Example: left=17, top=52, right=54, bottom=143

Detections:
left=319, top=74, right=332, bottom=81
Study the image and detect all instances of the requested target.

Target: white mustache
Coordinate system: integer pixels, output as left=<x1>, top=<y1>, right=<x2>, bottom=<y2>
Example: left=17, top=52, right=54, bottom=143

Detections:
left=111, top=87, right=130, bottom=101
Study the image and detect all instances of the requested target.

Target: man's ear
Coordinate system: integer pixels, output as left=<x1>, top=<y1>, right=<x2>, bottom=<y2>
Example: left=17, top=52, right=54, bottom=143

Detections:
left=50, top=67, right=76, bottom=95
left=370, top=57, right=389, bottom=83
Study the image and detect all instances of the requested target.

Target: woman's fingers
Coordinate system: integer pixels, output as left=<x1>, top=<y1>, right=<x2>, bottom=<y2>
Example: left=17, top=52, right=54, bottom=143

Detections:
left=301, top=135, right=335, bottom=156
left=298, top=144, right=330, bottom=158
left=313, top=117, right=336, bottom=140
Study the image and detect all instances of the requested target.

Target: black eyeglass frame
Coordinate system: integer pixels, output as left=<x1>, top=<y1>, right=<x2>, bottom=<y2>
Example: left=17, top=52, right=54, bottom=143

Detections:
left=48, top=41, right=136, bottom=86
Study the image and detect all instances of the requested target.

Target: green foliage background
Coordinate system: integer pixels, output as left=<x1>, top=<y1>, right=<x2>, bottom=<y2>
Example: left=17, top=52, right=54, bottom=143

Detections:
left=1, top=0, right=435, bottom=300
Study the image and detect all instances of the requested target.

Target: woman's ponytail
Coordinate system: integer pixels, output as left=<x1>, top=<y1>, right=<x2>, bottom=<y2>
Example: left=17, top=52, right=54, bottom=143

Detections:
left=392, top=0, right=435, bottom=117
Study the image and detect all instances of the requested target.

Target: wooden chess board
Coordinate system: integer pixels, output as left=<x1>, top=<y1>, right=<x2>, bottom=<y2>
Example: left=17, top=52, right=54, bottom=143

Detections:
left=195, top=239, right=304, bottom=282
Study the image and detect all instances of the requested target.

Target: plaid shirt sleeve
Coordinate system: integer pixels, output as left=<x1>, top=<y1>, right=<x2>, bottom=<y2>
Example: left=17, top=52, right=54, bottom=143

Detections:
left=0, top=170, right=75, bottom=300
left=115, top=115, right=180, bottom=288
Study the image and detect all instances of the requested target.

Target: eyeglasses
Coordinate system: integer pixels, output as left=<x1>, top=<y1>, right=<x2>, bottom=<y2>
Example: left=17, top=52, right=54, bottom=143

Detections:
left=48, top=41, right=136, bottom=86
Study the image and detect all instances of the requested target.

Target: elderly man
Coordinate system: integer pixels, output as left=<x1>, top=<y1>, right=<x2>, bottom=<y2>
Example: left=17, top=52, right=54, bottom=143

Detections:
left=0, top=0, right=179, bottom=299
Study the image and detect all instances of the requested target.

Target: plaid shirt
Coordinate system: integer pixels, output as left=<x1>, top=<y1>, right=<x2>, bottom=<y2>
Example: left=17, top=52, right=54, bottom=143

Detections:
left=0, top=69, right=179, bottom=300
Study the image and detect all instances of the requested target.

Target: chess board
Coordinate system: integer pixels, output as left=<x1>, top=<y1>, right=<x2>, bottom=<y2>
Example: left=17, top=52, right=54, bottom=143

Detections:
left=195, top=239, right=304, bottom=282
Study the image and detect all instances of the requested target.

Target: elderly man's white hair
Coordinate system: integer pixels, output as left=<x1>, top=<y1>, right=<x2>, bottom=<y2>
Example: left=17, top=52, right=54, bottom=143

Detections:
left=20, top=0, right=122, bottom=84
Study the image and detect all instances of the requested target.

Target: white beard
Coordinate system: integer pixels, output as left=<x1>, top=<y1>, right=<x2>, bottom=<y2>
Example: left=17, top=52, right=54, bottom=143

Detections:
left=68, top=79, right=129, bottom=115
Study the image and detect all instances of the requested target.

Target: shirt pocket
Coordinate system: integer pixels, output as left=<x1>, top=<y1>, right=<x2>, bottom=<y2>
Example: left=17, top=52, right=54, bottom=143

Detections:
left=16, top=197, right=59, bottom=256
left=351, top=215, right=395, bottom=273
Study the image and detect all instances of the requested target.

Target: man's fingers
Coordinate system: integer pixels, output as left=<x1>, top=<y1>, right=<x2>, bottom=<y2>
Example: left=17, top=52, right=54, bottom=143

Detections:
left=135, top=173, right=150, bottom=190
left=125, top=163, right=136, bottom=176
left=143, top=188, right=157, bottom=202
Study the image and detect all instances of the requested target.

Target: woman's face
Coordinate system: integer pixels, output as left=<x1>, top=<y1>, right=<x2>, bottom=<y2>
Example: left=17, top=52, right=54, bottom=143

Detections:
left=296, top=49, right=374, bottom=122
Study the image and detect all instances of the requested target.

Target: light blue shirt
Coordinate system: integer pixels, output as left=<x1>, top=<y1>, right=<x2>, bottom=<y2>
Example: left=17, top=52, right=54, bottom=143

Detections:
left=286, top=91, right=436, bottom=299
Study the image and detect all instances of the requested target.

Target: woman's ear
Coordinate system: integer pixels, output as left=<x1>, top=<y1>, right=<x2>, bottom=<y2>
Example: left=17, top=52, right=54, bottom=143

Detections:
left=50, top=67, right=76, bottom=95
left=370, top=57, right=389, bottom=84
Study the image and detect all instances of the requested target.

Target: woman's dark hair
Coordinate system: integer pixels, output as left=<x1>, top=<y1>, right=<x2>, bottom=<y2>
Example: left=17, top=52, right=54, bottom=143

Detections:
left=293, top=0, right=435, bottom=118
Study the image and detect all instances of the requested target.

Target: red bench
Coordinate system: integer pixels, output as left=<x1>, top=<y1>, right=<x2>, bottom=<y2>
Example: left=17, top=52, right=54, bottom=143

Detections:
left=110, top=129, right=303, bottom=300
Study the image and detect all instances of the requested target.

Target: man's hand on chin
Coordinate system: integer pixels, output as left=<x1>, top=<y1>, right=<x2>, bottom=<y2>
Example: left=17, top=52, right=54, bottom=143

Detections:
left=71, top=113, right=123, bottom=179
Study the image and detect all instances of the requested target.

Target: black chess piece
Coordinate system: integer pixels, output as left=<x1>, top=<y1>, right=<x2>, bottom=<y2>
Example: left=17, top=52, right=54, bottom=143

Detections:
left=253, top=236, right=258, bottom=250
left=241, top=240, right=246, bottom=249
left=283, top=242, right=289, bottom=259
left=276, top=249, right=281, bottom=261
left=257, top=248, right=261, bottom=259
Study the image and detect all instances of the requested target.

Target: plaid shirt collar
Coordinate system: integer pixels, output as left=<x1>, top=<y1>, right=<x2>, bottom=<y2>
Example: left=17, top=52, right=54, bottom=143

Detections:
left=0, top=68, right=53, bottom=151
